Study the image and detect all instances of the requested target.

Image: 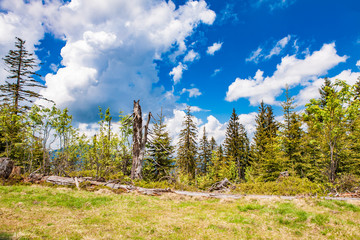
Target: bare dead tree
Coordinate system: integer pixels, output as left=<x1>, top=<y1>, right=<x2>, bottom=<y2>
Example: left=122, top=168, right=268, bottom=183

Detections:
left=131, top=100, right=151, bottom=180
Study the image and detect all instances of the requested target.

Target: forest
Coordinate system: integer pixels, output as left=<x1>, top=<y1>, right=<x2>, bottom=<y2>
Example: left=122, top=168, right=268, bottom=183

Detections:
left=1, top=37, right=360, bottom=196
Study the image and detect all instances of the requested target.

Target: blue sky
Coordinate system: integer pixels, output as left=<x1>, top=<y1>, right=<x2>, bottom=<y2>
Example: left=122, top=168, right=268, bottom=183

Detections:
left=0, top=0, right=359, bottom=143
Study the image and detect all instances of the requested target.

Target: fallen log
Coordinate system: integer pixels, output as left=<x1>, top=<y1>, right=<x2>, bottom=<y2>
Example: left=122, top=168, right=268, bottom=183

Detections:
left=42, top=175, right=360, bottom=201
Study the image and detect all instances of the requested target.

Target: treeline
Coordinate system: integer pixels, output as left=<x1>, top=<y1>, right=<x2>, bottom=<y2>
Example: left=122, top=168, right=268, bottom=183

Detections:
left=1, top=37, right=360, bottom=191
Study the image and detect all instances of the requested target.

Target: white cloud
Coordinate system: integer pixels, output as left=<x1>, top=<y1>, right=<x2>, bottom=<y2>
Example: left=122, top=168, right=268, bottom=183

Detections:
left=49, top=63, right=58, bottom=72
left=265, top=35, right=291, bottom=59
left=181, top=87, right=202, bottom=98
left=255, top=0, right=297, bottom=11
left=207, top=42, right=223, bottom=55
left=170, top=62, right=187, bottom=84
left=200, top=115, right=227, bottom=144
left=0, top=0, right=215, bottom=122
left=238, top=112, right=257, bottom=138
left=0, top=0, right=61, bottom=84
left=356, top=60, right=360, bottom=67
left=211, top=68, right=222, bottom=77
left=247, top=35, right=292, bottom=63
left=226, top=43, right=347, bottom=105
left=246, top=47, right=263, bottom=63
left=183, top=49, right=200, bottom=62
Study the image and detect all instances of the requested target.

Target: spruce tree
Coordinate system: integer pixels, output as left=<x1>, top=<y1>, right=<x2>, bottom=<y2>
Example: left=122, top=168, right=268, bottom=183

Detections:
left=251, top=102, right=280, bottom=181
left=0, top=37, right=50, bottom=113
left=198, top=127, right=211, bottom=174
left=224, top=108, right=249, bottom=180
left=147, top=111, right=174, bottom=180
left=209, top=136, right=217, bottom=152
left=280, top=87, right=304, bottom=176
left=177, top=106, right=198, bottom=179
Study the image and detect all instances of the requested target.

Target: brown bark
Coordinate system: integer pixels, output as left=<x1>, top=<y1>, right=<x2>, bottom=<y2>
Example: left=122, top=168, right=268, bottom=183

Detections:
left=131, top=100, right=151, bottom=180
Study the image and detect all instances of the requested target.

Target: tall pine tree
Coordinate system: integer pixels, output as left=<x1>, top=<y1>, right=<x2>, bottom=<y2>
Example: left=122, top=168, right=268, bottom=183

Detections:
left=0, top=37, right=50, bottom=113
left=177, top=106, right=198, bottom=179
left=147, top=111, right=174, bottom=180
left=198, top=127, right=211, bottom=174
left=280, top=87, right=304, bottom=176
left=251, top=101, right=281, bottom=181
left=224, top=108, right=249, bottom=181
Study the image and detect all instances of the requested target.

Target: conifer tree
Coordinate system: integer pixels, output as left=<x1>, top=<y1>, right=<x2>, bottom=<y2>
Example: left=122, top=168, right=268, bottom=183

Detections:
left=147, top=111, right=174, bottom=180
left=0, top=37, right=49, bottom=113
left=209, top=136, right=217, bottom=152
left=251, top=102, right=280, bottom=181
left=280, top=87, right=304, bottom=176
left=224, top=108, right=249, bottom=180
left=198, top=127, right=211, bottom=174
left=177, top=106, right=198, bottom=179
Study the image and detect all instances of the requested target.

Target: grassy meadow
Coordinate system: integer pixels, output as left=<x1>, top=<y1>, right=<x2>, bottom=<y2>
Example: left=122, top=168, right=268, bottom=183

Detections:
left=0, top=185, right=359, bottom=240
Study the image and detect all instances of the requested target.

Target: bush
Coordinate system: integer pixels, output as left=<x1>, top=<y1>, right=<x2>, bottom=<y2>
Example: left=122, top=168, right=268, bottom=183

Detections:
left=232, top=176, right=326, bottom=196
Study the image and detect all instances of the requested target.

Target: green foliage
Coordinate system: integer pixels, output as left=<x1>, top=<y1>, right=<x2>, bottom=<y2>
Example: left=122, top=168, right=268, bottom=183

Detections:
left=224, top=108, right=250, bottom=181
left=198, top=127, right=211, bottom=175
left=233, top=176, right=325, bottom=196
left=304, top=79, right=359, bottom=183
left=280, top=86, right=305, bottom=176
left=177, top=106, right=198, bottom=179
left=0, top=37, right=50, bottom=113
left=146, top=110, right=174, bottom=180
left=251, top=102, right=282, bottom=181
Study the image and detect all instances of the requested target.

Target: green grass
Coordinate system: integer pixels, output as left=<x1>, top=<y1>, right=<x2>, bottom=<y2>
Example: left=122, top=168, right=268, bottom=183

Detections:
left=0, top=185, right=359, bottom=239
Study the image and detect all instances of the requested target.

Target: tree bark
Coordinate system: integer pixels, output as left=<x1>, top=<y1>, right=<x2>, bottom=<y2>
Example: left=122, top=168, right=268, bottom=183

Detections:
left=0, top=157, right=14, bottom=179
left=131, top=100, right=151, bottom=180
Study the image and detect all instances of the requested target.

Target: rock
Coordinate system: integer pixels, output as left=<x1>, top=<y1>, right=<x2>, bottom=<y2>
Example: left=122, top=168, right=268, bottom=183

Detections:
left=0, top=157, right=14, bottom=179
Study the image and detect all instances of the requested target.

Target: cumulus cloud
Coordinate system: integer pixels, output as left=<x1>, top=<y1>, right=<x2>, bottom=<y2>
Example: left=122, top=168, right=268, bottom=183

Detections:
left=207, top=42, right=223, bottom=55
left=181, top=87, right=202, bottom=98
left=200, top=115, right=227, bottom=144
left=183, top=49, right=200, bottom=62
left=226, top=43, right=347, bottom=105
left=170, top=62, right=187, bottom=84
left=357, top=60, right=360, bottom=67
left=0, top=0, right=216, bottom=122
left=265, top=35, right=291, bottom=59
left=0, top=0, right=62, bottom=83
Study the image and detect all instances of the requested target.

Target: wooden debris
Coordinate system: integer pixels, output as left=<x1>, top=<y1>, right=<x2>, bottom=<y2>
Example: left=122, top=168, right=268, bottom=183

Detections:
left=208, top=178, right=233, bottom=192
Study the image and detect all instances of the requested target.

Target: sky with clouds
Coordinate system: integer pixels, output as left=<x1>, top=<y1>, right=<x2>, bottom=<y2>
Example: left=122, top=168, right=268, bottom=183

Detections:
left=0, top=0, right=359, bottom=145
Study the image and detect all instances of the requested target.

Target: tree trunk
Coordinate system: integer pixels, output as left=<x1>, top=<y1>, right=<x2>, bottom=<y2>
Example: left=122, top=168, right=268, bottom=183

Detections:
left=0, top=157, right=14, bottom=179
left=131, top=100, right=151, bottom=180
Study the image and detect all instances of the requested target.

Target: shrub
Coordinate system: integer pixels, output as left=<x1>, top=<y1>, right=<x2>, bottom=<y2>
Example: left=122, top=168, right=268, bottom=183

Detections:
left=233, top=176, right=326, bottom=196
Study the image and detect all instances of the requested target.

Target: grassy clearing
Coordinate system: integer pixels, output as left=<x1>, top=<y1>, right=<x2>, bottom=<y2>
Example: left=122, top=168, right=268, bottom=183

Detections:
left=0, top=185, right=359, bottom=239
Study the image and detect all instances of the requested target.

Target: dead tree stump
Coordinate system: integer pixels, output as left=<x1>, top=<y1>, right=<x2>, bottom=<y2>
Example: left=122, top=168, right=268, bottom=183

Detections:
left=131, top=100, right=151, bottom=180
left=0, top=157, right=14, bottom=179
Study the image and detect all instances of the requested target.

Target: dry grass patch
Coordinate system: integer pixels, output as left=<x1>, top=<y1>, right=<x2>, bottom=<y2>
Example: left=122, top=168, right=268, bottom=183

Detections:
left=0, top=185, right=359, bottom=239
